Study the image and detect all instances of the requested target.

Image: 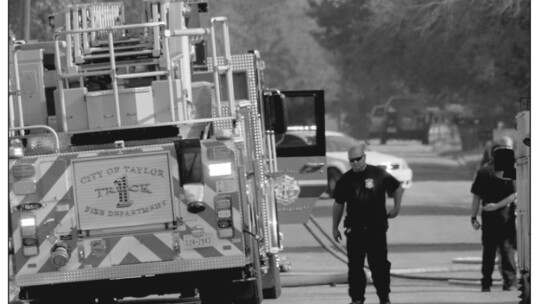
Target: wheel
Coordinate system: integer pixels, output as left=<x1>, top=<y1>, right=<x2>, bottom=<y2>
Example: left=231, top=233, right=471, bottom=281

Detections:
left=420, top=130, right=429, bottom=145
left=262, top=253, right=281, bottom=299
left=380, top=133, right=388, bottom=145
left=327, top=168, right=342, bottom=198
left=199, top=282, right=233, bottom=304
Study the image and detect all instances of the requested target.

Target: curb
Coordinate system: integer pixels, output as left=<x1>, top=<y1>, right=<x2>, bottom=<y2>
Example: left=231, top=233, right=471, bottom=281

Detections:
left=281, top=272, right=349, bottom=287
left=449, top=279, right=503, bottom=287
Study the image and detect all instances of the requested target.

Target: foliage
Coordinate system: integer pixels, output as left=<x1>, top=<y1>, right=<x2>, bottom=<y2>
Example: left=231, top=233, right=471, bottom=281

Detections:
left=209, top=0, right=341, bottom=105
left=308, top=0, right=530, bottom=137
left=9, top=0, right=143, bottom=41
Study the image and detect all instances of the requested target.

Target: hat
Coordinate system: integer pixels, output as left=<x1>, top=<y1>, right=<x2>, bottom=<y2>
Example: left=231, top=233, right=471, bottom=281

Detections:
left=491, top=136, right=513, bottom=152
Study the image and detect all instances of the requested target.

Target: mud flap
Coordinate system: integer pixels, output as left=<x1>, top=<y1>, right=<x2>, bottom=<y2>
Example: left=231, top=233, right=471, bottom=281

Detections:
left=262, top=253, right=281, bottom=299
left=232, top=277, right=263, bottom=304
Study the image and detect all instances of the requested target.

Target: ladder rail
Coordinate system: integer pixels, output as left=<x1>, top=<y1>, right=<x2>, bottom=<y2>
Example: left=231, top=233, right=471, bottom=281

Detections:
left=107, top=31, right=122, bottom=127
left=54, top=22, right=166, bottom=131
left=210, top=17, right=236, bottom=118
left=12, top=49, right=25, bottom=132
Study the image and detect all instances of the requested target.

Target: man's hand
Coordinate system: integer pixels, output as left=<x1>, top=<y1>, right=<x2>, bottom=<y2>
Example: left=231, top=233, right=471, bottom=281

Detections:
left=483, top=203, right=499, bottom=212
left=387, top=207, right=400, bottom=219
left=333, top=227, right=342, bottom=243
left=471, top=218, right=481, bottom=230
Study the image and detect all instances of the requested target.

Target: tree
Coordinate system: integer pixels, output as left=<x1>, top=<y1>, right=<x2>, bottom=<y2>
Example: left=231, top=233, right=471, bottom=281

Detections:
left=308, top=0, right=530, bottom=137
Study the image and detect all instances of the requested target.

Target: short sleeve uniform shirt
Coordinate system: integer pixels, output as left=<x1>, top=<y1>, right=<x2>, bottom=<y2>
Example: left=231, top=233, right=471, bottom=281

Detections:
left=471, top=164, right=515, bottom=220
left=334, top=165, right=400, bottom=231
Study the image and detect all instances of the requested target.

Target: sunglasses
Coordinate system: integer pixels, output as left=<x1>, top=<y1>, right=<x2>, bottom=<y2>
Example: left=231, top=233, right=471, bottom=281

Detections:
left=349, top=155, right=365, bottom=163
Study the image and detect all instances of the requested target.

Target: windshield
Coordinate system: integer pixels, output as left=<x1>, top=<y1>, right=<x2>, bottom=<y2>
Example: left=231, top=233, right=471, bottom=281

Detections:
left=326, top=135, right=359, bottom=152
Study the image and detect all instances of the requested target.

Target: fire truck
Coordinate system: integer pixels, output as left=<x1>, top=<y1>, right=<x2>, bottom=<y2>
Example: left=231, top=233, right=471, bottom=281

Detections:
left=514, top=100, right=530, bottom=304
left=8, top=1, right=326, bottom=303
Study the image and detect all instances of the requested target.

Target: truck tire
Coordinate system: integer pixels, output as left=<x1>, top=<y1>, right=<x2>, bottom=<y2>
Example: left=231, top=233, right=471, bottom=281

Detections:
left=199, top=281, right=233, bottom=304
left=327, top=168, right=342, bottom=198
left=233, top=237, right=263, bottom=304
left=262, top=253, right=281, bottom=299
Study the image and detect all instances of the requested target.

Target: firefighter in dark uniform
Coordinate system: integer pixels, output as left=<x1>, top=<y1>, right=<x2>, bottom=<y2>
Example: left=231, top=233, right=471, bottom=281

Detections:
left=470, top=137, right=517, bottom=291
left=333, top=145, right=404, bottom=304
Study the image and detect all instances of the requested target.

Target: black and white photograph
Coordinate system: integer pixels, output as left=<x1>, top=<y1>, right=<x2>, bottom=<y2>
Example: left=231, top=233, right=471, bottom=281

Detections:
left=6, top=1, right=533, bottom=303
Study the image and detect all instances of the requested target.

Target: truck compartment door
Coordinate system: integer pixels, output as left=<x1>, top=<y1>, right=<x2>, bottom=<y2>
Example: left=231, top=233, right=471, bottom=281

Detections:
left=275, top=90, right=325, bottom=224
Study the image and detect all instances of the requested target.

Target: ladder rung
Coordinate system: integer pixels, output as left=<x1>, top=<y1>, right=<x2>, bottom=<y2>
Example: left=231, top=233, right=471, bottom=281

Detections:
left=92, top=38, right=144, bottom=47
left=78, top=59, right=159, bottom=72
left=82, top=50, right=155, bottom=60
left=86, top=44, right=153, bottom=54
left=116, top=71, right=167, bottom=79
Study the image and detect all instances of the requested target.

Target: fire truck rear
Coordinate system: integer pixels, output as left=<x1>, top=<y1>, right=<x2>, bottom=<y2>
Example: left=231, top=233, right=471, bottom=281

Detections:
left=8, top=1, right=317, bottom=303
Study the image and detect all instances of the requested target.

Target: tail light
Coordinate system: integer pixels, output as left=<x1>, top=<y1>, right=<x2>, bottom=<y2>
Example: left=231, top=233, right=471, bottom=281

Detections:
left=11, top=164, right=35, bottom=179
left=215, top=196, right=233, bottom=238
left=11, top=163, right=37, bottom=195
left=20, top=213, right=38, bottom=256
left=9, top=139, right=24, bottom=159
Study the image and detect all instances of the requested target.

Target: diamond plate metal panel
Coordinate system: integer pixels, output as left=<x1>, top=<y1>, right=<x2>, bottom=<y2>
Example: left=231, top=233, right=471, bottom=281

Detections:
left=16, top=255, right=247, bottom=286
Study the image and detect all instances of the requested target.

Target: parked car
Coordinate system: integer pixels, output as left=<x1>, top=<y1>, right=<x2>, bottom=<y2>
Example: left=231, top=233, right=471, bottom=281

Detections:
left=367, top=104, right=386, bottom=138
left=379, top=96, right=431, bottom=145
left=277, top=131, right=413, bottom=197
left=325, top=131, right=413, bottom=196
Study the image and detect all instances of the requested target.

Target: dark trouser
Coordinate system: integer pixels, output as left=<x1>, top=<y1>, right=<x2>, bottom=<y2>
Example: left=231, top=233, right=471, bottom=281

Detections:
left=346, top=227, right=391, bottom=302
left=481, top=212, right=517, bottom=289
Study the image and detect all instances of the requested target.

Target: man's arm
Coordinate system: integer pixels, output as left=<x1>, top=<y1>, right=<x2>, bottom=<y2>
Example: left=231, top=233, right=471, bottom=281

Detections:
left=483, top=193, right=517, bottom=211
left=332, top=202, right=345, bottom=242
left=471, top=194, right=482, bottom=230
left=387, top=186, right=403, bottom=218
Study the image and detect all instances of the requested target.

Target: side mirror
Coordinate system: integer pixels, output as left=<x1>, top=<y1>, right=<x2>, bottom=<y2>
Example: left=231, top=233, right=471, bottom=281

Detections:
left=263, top=91, right=287, bottom=134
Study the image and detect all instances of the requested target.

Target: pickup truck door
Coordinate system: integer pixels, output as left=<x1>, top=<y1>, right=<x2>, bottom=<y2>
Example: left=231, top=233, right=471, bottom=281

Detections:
left=275, top=90, right=326, bottom=224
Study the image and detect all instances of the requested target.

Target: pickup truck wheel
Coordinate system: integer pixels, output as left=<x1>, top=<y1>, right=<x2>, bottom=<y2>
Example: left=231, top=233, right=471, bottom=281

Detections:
left=380, top=133, right=388, bottom=145
left=327, top=168, right=342, bottom=197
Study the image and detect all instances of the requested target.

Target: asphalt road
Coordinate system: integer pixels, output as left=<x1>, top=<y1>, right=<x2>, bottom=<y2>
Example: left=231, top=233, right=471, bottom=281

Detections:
left=10, top=140, right=523, bottom=304
left=274, top=140, right=522, bottom=304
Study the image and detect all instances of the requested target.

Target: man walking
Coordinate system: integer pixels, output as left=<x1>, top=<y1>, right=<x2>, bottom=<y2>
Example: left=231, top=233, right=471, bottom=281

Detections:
left=333, top=145, right=404, bottom=304
left=470, top=138, right=517, bottom=291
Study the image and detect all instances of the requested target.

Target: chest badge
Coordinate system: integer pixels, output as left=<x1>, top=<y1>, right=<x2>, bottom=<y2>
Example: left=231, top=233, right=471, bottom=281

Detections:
left=365, top=179, right=374, bottom=189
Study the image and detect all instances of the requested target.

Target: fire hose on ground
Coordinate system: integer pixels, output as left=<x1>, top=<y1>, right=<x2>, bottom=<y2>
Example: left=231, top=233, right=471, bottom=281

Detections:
left=280, top=215, right=486, bottom=287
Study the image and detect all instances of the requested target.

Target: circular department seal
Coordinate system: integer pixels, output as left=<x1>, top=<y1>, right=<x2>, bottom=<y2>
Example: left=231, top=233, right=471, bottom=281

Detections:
left=274, top=174, right=300, bottom=206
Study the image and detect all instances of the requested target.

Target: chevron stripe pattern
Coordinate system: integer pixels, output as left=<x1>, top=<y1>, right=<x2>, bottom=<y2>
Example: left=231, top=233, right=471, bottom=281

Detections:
left=10, top=142, right=247, bottom=287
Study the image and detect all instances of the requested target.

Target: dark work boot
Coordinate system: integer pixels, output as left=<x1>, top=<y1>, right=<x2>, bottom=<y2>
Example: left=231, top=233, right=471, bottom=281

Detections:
left=379, top=296, right=391, bottom=304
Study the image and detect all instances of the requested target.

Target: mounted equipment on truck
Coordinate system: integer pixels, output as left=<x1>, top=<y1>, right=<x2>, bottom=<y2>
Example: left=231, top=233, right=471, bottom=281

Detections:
left=8, top=1, right=326, bottom=303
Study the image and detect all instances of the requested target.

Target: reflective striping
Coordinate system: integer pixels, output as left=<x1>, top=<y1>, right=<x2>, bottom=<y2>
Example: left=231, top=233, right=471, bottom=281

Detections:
left=17, top=256, right=248, bottom=286
left=34, top=158, right=70, bottom=203
left=13, top=188, right=73, bottom=274
left=18, top=237, right=55, bottom=275
left=109, top=236, right=162, bottom=266
left=80, top=236, right=122, bottom=269
left=10, top=142, right=249, bottom=283
left=119, top=252, right=141, bottom=265
left=40, top=160, right=73, bottom=204
left=195, top=246, right=224, bottom=258
left=133, top=233, right=176, bottom=261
